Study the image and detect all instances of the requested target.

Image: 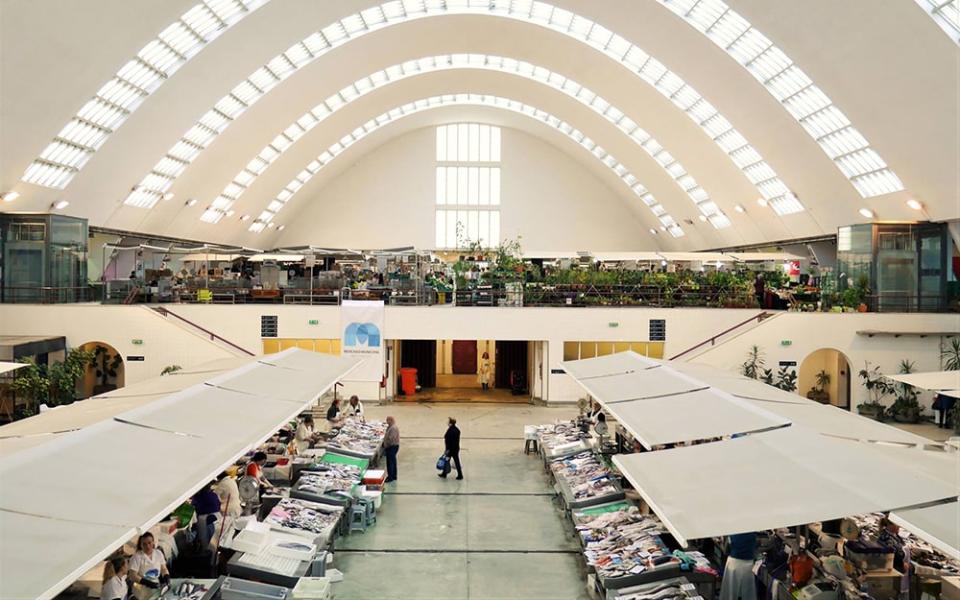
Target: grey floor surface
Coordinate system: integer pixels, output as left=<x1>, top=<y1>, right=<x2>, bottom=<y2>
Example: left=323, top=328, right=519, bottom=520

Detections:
left=331, top=402, right=590, bottom=599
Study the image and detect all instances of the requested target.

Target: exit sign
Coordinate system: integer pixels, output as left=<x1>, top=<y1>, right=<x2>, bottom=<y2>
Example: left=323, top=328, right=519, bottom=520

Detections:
left=131, top=339, right=144, bottom=345
left=780, top=340, right=792, bottom=346
left=308, top=319, right=319, bottom=325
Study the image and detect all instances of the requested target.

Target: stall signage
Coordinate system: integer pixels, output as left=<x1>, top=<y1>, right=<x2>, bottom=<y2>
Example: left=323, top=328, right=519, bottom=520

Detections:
left=649, top=319, right=666, bottom=342
left=778, top=360, right=797, bottom=367
left=551, top=368, right=566, bottom=374
left=131, top=339, right=144, bottom=345
left=261, top=315, right=278, bottom=338
left=127, top=356, right=145, bottom=362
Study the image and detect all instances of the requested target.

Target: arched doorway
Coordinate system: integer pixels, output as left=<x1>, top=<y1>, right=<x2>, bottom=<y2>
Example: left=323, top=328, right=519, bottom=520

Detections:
left=77, top=341, right=125, bottom=398
left=799, top=348, right=852, bottom=410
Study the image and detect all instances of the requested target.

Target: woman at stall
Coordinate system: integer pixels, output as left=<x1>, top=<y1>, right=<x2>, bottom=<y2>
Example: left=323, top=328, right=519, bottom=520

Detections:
left=478, top=352, right=492, bottom=391
left=326, top=398, right=342, bottom=425
left=245, top=452, right=273, bottom=489
left=127, top=532, right=169, bottom=588
left=347, top=395, right=364, bottom=420
left=100, top=556, right=128, bottom=600
left=295, top=415, right=316, bottom=453
left=190, top=482, right=222, bottom=552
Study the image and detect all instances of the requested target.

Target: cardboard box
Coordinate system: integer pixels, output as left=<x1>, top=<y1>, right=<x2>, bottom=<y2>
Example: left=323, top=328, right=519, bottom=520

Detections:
left=942, top=576, right=960, bottom=600
left=863, top=569, right=902, bottom=600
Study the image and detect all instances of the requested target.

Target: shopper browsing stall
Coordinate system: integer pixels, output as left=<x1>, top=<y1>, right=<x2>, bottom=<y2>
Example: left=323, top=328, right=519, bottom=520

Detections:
left=127, top=532, right=169, bottom=588
left=100, top=556, right=128, bottom=600
left=384, top=416, right=400, bottom=482
left=190, top=482, right=221, bottom=551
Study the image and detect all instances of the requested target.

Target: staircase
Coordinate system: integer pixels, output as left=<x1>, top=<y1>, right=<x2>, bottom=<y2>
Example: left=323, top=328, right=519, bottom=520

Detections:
left=146, top=306, right=255, bottom=356
left=669, top=311, right=779, bottom=361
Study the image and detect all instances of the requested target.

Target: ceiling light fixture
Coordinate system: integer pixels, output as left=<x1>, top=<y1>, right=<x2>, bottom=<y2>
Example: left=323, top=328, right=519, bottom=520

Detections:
left=240, top=214, right=250, bottom=221
left=650, top=228, right=658, bottom=235
left=659, top=226, right=667, bottom=232
left=906, top=198, right=923, bottom=211
left=859, top=208, right=875, bottom=219
left=52, top=200, right=69, bottom=210
left=757, top=198, right=768, bottom=207
left=267, top=222, right=275, bottom=228
left=162, top=192, right=174, bottom=201
left=2, top=191, right=20, bottom=202
left=225, top=210, right=235, bottom=217
left=277, top=225, right=285, bottom=231
left=734, top=204, right=745, bottom=213
left=186, top=198, right=197, bottom=207
left=698, top=215, right=707, bottom=222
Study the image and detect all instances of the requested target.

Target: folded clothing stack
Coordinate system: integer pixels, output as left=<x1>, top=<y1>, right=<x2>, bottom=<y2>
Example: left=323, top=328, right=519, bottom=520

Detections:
left=265, top=498, right=342, bottom=535
left=297, top=464, right=362, bottom=495
left=575, top=508, right=677, bottom=580
left=551, top=451, right=620, bottom=500
left=326, top=420, right=388, bottom=456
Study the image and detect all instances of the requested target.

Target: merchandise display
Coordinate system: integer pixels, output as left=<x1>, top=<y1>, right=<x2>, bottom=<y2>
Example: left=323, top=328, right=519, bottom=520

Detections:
left=534, top=420, right=590, bottom=459
left=575, top=507, right=674, bottom=579
left=264, top=498, right=343, bottom=541
left=550, top=450, right=625, bottom=508
left=323, top=420, right=386, bottom=459
left=296, top=464, right=362, bottom=495
left=609, top=576, right=705, bottom=600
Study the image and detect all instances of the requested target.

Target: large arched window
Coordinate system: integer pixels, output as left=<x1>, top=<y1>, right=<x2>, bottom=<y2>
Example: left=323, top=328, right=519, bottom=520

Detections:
left=435, top=123, right=501, bottom=248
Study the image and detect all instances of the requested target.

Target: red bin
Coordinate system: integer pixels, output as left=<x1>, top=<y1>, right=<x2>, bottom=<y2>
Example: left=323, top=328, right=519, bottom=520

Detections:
left=399, top=368, right=418, bottom=396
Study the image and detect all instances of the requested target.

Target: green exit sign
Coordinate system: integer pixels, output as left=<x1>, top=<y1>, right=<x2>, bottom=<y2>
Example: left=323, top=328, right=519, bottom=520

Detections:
left=780, top=340, right=792, bottom=346
left=608, top=322, right=619, bottom=328
left=131, top=339, right=144, bottom=345
left=308, top=319, right=319, bottom=325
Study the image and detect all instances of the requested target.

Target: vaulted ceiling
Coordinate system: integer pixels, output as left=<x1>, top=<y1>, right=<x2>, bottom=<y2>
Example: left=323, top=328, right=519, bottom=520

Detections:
left=1, top=0, right=957, bottom=250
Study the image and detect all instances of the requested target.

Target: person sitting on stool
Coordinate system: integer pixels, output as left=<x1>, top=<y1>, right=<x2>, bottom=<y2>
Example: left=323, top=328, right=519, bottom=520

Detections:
left=440, top=417, right=463, bottom=480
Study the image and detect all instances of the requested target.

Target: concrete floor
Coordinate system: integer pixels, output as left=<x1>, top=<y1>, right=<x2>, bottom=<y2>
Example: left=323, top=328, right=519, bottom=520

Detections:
left=332, top=402, right=589, bottom=600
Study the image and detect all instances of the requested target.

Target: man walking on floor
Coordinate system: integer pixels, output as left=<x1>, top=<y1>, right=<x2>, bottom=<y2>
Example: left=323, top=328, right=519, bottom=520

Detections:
left=383, top=416, right=400, bottom=483
left=440, top=417, right=463, bottom=480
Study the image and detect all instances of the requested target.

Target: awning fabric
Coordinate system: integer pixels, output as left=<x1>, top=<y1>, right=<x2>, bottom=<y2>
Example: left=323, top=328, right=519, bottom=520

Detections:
left=657, top=252, right=733, bottom=262
left=0, top=361, right=26, bottom=376
left=885, top=370, right=960, bottom=393
left=248, top=253, right=305, bottom=262
left=562, top=352, right=789, bottom=448
left=613, top=427, right=959, bottom=546
left=0, top=348, right=359, bottom=600
left=727, top=252, right=804, bottom=262
left=891, top=501, right=960, bottom=560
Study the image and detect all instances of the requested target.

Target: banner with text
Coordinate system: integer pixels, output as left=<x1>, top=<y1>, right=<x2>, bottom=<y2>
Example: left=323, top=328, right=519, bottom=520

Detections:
left=340, top=300, right=385, bottom=382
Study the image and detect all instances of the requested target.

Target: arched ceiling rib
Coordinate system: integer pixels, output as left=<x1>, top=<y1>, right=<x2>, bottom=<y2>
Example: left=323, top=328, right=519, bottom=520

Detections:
left=246, top=93, right=686, bottom=237
left=203, top=54, right=730, bottom=232
left=121, top=1, right=803, bottom=217
left=656, top=0, right=904, bottom=199
left=20, top=0, right=268, bottom=189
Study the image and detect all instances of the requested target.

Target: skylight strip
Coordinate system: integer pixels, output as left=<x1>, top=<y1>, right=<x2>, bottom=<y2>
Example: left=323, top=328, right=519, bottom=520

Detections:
left=915, top=0, right=960, bottom=43
left=214, top=54, right=727, bottom=228
left=128, top=1, right=792, bottom=213
left=21, top=0, right=269, bottom=190
left=658, top=0, right=905, bottom=198
left=246, top=93, right=681, bottom=237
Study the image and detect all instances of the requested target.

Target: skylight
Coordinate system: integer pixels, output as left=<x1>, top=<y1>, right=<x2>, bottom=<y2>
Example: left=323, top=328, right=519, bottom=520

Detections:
left=914, top=0, right=960, bottom=43
left=658, top=0, right=905, bottom=198
left=21, top=0, right=268, bottom=191
left=124, top=1, right=799, bottom=215
left=241, top=93, right=684, bottom=238
left=210, top=54, right=731, bottom=230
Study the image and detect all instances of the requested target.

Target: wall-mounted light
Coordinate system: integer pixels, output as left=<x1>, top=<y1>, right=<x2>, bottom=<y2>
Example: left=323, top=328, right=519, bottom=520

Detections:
left=2, top=191, right=20, bottom=202
left=859, top=208, right=875, bottom=219
left=906, top=198, right=923, bottom=211
left=186, top=198, right=197, bottom=207
left=162, top=192, right=174, bottom=201
left=757, top=198, right=768, bottom=207
left=240, top=214, right=250, bottom=222
left=51, top=200, right=69, bottom=210
left=734, top=204, right=745, bottom=213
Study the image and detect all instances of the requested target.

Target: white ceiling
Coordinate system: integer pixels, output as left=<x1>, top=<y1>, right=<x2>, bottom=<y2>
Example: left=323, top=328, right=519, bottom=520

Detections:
left=1, top=0, right=957, bottom=250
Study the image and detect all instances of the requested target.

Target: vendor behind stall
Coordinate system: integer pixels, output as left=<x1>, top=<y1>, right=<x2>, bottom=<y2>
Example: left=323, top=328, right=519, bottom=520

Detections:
left=100, top=556, right=128, bottom=600
left=295, top=415, right=316, bottom=452
left=720, top=532, right=757, bottom=600
left=347, top=395, right=364, bottom=420
left=128, top=532, right=169, bottom=589
left=326, top=398, right=342, bottom=425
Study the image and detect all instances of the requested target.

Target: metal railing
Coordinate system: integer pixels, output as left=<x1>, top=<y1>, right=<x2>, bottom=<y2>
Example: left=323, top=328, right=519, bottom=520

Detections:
left=669, top=312, right=772, bottom=361
left=149, top=306, right=255, bottom=356
left=1, top=286, right=97, bottom=303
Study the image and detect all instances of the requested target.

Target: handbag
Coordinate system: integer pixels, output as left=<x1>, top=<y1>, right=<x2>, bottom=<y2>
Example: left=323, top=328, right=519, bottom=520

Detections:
left=436, top=453, right=450, bottom=471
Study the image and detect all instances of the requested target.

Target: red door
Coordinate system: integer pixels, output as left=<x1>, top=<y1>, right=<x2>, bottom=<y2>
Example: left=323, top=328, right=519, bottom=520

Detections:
left=451, top=341, right=478, bottom=374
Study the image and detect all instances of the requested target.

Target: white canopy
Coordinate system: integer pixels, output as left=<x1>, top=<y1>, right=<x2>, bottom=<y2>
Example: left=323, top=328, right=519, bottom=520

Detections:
left=885, top=370, right=960, bottom=393
left=892, top=501, right=960, bottom=560
left=0, top=361, right=26, bottom=376
left=0, top=349, right=359, bottom=600
left=727, top=252, right=804, bottom=262
left=563, top=352, right=789, bottom=448
left=613, top=427, right=959, bottom=546
left=657, top=252, right=734, bottom=263
left=591, top=252, right=663, bottom=262
left=247, top=253, right=306, bottom=262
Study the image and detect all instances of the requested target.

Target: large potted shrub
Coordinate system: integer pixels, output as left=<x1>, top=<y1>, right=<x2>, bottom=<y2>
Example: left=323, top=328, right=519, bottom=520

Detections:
left=889, top=360, right=922, bottom=423
left=92, top=344, right=123, bottom=395
left=806, top=370, right=831, bottom=403
left=857, top=362, right=892, bottom=421
left=941, top=338, right=960, bottom=433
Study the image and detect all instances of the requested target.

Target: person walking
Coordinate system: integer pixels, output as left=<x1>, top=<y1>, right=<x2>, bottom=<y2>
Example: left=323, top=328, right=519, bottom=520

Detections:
left=478, top=351, right=492, bottom=391
left=439, top=417, right=463, bottom=480
left=383, top=416, right=400, bottom=482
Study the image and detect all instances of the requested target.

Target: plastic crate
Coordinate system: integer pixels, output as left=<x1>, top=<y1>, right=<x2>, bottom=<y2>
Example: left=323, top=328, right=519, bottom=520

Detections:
left=220, top=577, right=291, bottom=600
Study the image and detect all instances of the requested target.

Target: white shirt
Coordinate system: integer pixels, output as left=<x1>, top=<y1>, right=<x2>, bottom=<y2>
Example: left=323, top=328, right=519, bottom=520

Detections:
left=213, top=477, right=242, bottom=519
left=347, top=401, right=364, bottom=417
left=295, top=422, right=314, bottom=452
left=129, top=549, right=165, bottom=580
left=101, top=575, right=127, bottom=600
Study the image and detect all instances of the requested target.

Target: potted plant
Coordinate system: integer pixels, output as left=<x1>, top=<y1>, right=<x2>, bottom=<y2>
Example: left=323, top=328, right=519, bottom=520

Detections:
left=760, top=368, right=775, bottom=386
left=888, top=360, right=922, bottom=423
left=774, top=366, right=798, bottom=392
left=93, top=345, right=123, bottom=395
left=807, top=370, right=831, bottom=403
left=941, top=338, right=960, bottom=432
left=741, top=345, right=765, bottom=380
left=857, top=362, right=893, bottom=421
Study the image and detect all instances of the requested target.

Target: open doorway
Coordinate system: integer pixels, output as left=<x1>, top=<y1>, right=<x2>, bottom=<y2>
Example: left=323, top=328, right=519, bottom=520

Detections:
left=78, top=341, right=125, bottom=398
left=799, top=348, right=852, bottom=409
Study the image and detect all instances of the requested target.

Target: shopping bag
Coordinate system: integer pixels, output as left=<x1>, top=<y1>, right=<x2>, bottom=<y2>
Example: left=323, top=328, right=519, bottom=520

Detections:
left=436, top=454, right=450, bottom=471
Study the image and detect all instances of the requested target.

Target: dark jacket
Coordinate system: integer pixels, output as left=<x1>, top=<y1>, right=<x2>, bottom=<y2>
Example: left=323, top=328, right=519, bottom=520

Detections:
left=444, top=424, right=461, bottom=453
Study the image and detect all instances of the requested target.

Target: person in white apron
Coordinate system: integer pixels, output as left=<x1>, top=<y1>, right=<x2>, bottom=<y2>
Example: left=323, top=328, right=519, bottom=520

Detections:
left=720, top=532, right=757, bottom=600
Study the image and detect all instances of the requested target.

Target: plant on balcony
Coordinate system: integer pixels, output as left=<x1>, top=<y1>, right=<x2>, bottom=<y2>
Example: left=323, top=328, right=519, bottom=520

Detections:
left=807, top=370, right=831, bottom=403
left=161, top=365, right=183, bottom=376
left=740, top=345, right=765, bottom=379
left=889, top=359, right=921, bottom=423
left=857, top=362, right=892, bottom=421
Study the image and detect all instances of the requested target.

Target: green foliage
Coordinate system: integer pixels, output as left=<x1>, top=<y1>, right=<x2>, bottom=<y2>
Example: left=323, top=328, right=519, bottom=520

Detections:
left=889, top=359, right=921, bottom=423
left=10, top=347, right=94, bottom=410
left=161, top=365, right=183, bottom=376
left=815, top=370, right=831, bottom=392
left=941, top=337, right=960, bottom=371
left=93, top=344, right=123, bottom=387
left=10, top=359, right=49, bottom=406
left=740, top=345, right=765, bottom=379
left=858, top=361, right=893, bottom=410
left=774, top=366, right=798, bottom=392
left=760, top=368, right=775, bottom=385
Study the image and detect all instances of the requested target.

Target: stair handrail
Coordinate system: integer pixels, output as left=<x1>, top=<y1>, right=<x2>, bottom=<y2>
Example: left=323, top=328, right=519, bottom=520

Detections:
left=669, top=311, right=771, bottom=361
left=150, top=306, right=255, bottom=356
